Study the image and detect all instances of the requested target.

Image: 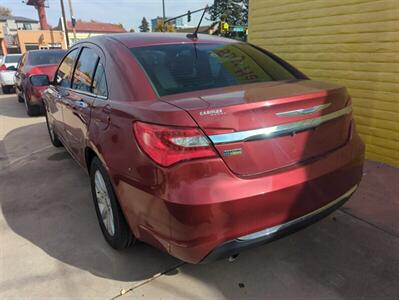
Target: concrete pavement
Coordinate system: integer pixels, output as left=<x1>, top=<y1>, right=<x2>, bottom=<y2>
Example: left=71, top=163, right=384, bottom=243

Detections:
left=0, top=92, right=398, bottom=299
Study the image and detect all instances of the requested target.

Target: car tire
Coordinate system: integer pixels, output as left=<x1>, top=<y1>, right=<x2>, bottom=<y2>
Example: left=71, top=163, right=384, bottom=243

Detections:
left=24, top=93, right=40, bottom=116
left=1, top=85, right=10, bottom=94
left=17, top=93, right=24, bottom=103
left=90, top=157, right=134, bottom=250
left=45, top=108, right=63, bottom=147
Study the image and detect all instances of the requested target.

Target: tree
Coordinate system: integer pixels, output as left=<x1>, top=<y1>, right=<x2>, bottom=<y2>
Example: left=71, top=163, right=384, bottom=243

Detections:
left=0, top=5, right=12, bottom=16
left=129, top=28, right=135, bottom=32
left=139, top=17, right=150, bottom=32
left=209, top=0, right=247, bottom=25
left=242, top=0, right=248, bottom=25
left=154, top=21, right=175, bottom=32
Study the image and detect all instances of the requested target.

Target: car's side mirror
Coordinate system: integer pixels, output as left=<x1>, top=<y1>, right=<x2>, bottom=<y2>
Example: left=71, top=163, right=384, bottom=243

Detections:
left=30, top=74, right=50, bottom=87
left=7, top=65, right=17, bottom=71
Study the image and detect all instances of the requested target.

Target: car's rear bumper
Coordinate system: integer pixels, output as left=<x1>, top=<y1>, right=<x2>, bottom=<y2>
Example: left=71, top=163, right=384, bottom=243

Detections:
left=0, top=71, right=16, bottom=86
left=116, top=132, right=364, bottom=264
left=201, top=184, right=356, bottom=263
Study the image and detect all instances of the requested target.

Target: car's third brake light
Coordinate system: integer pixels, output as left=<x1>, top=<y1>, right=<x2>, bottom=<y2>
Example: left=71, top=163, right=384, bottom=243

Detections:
left=133, top=121, right=217, bottom=167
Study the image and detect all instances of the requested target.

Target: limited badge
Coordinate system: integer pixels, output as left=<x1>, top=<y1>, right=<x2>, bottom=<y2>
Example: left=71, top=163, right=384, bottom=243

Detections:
left=199, top=109, right=224, bottom=116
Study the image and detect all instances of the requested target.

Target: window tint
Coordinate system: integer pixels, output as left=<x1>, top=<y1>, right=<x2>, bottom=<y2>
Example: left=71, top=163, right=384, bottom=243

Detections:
left=5, top=55, right=21, bottom=63
left=72, top=48, right=99, bottom=92
left=28, top=50, right=66, bottom=66
left=131, top=43, right=296, bottom=96
left=92, top=62, right=108, bottom=97
left=55, top=49, right=79, bottom=88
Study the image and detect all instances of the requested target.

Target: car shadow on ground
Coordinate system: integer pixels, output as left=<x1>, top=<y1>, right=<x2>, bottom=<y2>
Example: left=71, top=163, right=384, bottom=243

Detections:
left=1, top=123, right=398, bottom=299
left=0, top=123, right=179, bottom=283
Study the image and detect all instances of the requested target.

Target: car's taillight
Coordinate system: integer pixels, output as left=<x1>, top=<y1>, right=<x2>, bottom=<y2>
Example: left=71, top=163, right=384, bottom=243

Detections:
left=133, top=121, right=217, bottom=167
left=0, top=64, right=6, bottom=71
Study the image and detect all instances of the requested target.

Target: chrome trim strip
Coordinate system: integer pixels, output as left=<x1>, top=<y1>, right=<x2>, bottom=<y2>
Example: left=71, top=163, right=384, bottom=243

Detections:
left=209, top=105, right=352, bottom=145
left=275, top=103, right=331, bottom=117
left=237, top=184, right=358, bottom=241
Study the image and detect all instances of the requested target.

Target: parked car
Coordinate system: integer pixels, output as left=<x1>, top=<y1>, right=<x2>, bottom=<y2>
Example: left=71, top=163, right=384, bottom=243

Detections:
left=0, top=53, right=21, bottom=94
left=41, top=33, right=365, bottom=263
left=15, top=49, right=66, bottom=116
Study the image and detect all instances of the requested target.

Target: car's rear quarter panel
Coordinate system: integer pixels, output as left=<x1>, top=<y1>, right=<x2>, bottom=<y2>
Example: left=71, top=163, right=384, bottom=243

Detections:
left=86, top=39, right=205, bottom=253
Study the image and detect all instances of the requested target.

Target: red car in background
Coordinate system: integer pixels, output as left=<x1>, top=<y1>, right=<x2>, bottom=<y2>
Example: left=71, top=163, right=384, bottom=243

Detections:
left=15, top=49, right=66, bottom=116
left=42, top=33, right=365, bottom=263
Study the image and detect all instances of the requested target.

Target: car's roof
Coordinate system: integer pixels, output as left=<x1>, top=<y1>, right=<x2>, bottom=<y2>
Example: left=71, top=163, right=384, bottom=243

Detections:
left=5, top=54, right=22, bottom=57
left=92, top=32, right=239, bottom=48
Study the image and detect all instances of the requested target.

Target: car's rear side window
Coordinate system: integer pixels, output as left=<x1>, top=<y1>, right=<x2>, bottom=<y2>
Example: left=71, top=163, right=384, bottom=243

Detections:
left=92, top=62, right=108, bottom=97
left=130, top=43, right=296, bottom=97
left=72, top=48, right=99, bottom=92
left=55, top=49, right=79, bottom=88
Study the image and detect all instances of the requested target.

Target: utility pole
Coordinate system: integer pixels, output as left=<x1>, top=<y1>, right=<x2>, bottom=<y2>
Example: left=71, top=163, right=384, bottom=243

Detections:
left=26, top=0, right=49, bottom=30
left=67, top=0, right=77, bottom=44
left=60, top=0, right=70, bottom=48
left=162, top=0, right=166, bottom=20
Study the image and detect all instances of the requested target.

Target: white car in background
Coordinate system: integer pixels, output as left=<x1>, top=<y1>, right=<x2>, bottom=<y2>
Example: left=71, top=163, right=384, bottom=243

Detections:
left=0, top=54, right=22, bottom=94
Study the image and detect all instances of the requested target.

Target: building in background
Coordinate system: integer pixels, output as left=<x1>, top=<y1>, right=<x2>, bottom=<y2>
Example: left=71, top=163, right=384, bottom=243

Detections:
left=249, top=0, right=399, bottom=167
left=0, top=16, right=40, bottom=54
left=151, top=17, right=185, bottom=32
left=17, top=30, right=66, bottom=52
left=1, top=15, right=65, bottom=55
left=176, top=26, right=211, bottom=34
left=175, top=17, right=185, bottom=28
left=56, top=19, right=127, bottom=45
left=176, top=22, right=219, bottom=35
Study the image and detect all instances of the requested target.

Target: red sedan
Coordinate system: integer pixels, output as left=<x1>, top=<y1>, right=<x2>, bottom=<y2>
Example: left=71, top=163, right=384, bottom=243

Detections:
left=42, top=33, right=364, bottom=263
left=15, top=49, right=66, bottom=116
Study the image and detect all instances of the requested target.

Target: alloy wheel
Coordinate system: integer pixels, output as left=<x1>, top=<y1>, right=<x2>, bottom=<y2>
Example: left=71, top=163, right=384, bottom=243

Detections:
left=94, top=170, right=115, bottom=236
left=47, top=114, right=55, bottom=141
left=23, top=93, right=28, bottom=111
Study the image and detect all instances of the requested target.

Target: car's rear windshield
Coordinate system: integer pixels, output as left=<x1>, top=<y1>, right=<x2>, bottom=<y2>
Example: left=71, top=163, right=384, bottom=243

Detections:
left=5, top=55, right=21, bottom=63
left=130, top=43, right=296, bottom=97
left=29, top=50, right=66, bottom=66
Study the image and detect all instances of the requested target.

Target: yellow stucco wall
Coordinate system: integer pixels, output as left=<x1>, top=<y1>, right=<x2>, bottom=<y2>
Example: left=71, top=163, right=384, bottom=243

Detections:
left=17, top=30, right=67, bottom=53
left=249, top=0, right=399, bottom=167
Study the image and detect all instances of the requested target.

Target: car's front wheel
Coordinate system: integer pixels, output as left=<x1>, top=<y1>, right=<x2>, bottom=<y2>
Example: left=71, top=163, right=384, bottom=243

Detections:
left=45, top=109, right=63, bottom=147
left=17, top=93, right=24, bottom=103
left=90, top=157, right=134, bottom=249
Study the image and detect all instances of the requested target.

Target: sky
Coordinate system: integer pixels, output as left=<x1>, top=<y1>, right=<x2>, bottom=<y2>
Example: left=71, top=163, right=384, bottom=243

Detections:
left=1, top=0, right=214, bottom=31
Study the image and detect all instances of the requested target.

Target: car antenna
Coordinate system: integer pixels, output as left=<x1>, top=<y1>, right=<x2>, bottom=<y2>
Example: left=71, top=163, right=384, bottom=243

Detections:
left=187, top=5, right=209, bottom=40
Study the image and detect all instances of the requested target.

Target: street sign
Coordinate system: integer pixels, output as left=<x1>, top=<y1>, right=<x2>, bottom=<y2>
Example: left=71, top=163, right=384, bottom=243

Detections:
left=232, top=26, right=245, bottom=32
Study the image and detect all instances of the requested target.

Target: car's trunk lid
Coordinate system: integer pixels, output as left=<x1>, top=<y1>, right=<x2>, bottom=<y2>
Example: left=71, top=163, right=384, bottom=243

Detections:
left=161, top=80, right=352, bottom=176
